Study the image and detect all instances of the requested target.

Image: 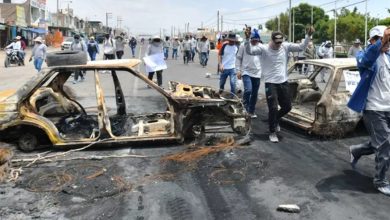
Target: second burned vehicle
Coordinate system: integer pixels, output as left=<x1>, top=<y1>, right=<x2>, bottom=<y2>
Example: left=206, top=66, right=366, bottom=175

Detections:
left=283, top=58, right=361, bottom=137
left=0, top=51, right=250, bottom=151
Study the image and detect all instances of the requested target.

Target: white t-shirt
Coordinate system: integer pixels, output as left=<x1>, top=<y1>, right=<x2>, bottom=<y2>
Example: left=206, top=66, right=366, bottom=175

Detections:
left=365, top=53, right=390, bottom=111
left=221, top=44, right=238, bottom=70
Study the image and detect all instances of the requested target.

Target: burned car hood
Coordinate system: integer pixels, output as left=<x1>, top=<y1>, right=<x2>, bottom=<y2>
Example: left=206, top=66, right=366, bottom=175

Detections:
left=167, top=81, right=240, bottom=105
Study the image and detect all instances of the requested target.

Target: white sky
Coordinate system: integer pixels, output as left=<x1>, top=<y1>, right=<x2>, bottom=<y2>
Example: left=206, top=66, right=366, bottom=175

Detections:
left=46, top=0, right=389, bottom=35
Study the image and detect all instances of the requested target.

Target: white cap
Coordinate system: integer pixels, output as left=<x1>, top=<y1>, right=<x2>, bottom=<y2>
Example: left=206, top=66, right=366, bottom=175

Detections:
left=33, top=36, right=43, bottom=43
left=152, top=35, right=161, bottom=40
left=369, top=25, right=387, bottom=39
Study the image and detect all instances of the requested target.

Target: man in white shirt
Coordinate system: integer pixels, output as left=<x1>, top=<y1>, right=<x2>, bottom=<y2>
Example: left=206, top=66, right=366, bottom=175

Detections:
left=6, top=36, right=23, bottom=63
left=103, top=33, right=116, bottom=60
left=197, top=36, right=210, bottom=67
left=190, top=35, right=197, bottom=62
left=245, top=26, right=315, bottom=142
left=236, top=29, right=262, bottom=118
left=348, top=26, right=390, bottom=196
left=317, top=41, right=333, bottom=82
left=218, top=32, right=238, bottom=96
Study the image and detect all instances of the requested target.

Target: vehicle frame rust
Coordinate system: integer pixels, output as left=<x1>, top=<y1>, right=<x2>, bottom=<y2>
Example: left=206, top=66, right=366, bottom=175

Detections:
left=283, top=58, right=361, bottom=137
left=0, top=59, right=250, bottom=151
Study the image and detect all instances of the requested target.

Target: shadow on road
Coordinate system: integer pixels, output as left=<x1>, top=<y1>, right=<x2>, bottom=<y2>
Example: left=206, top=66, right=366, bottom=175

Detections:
left=316, top=170, right=377, bottom=197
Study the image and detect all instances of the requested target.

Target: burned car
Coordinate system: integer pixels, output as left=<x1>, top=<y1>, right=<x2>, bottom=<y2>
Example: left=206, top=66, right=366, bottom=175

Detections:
left=0, top=56, right=250, bottom=151
left=283, top=58, right=361, bottom=136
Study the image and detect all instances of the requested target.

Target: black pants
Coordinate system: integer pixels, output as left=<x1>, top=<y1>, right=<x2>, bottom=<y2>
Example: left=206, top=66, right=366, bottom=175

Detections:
left=148, top=70, right=163, bottom=86
left=104, top=54, right=115, bottom=60
left=116, top=51, right=124, bottom=59
left=265, top=82, right=292, bottom=133
left=183, top=50, right=191, bottom=64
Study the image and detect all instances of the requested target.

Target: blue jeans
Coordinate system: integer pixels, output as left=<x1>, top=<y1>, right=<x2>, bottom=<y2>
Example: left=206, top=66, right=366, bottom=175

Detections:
left=34, top=58, right=44, bottom=72
left=88, top=51, right=97, bottom=61
left=191, top=48, right=196, bottom=61
left=242, top=75, right=260, bottom=114
left=200, top=52, right=208, bottom=66
left=172, top=49, right=178, bottom=59
left=163, top=47, right=169, bottom=59
left=219, top=68, right=237, bottom=95
left=131, top=47, right=136, bottom=57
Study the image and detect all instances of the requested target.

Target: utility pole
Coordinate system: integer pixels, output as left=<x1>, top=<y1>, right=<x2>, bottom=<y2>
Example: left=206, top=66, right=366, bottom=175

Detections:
left=106, top=12, right=112, bottom=33
left=217, top=10, right=220, bottom=34
left=334, top=1, right=337, bottom=55
left=56, top=0, right=59, bottom=26
left=311, top=6, right=313, bottom=25
left=221, top=15, right=223, bottom=33
left=288, top=0, right=291, bottom=42
left=293, top=8, right=295, bottom=42
left=364, top=0, right=368, bottom=47
left=278, top=15, right=280, bottom=31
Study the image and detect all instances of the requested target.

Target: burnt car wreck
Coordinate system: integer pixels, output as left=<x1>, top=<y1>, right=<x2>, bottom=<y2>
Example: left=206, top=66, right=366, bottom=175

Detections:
left=283, top=58, right=361, bottom=137
left=0, top=56, right=250, bottom=151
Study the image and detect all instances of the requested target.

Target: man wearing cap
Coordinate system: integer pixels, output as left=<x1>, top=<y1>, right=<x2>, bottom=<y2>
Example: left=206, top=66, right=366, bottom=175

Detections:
left=244, top=26, right=315, bottom=143
left=197, top=36, right=210, bottom=67
left=29, top=37, right=47, bottom=72
left=348, top=39, right=363, bottom=58
left=236, top=29, right=262, bottom=118
left=348, top=26, right=390, bottom=196
left=218, top=32, right=239, bottom=96
left=129, top=37, right=137, bottom=58
left=163, top=36, right=171, bottom=60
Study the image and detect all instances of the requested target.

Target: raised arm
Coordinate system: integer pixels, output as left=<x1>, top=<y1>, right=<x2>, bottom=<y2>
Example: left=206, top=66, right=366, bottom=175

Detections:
left=287, top=26, right=315, bottom=53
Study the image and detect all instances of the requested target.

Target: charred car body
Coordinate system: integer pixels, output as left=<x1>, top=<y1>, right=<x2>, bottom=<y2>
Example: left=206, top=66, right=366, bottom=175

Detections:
left=283, top=58, right=361, bottom=136
left=0, top=53, right=250, bottom=151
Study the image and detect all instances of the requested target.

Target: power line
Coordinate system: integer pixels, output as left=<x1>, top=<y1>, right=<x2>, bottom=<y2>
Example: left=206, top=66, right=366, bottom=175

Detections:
left=325, top=0, right=366, bottom=12
left=223, top=0, right=289, bottom=16
left=224, top=15, right=277, bottom=22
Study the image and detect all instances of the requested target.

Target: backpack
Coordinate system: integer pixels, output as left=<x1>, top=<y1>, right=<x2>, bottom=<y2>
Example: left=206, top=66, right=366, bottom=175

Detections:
left=219, top=43, right=238, bottom=56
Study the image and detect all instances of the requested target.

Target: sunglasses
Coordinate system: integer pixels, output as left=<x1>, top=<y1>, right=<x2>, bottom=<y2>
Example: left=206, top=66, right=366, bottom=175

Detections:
left=275, top=42, right=282, bottom=45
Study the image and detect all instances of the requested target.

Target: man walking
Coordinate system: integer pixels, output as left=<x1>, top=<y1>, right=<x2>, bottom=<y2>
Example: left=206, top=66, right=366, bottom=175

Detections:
left=103, top=33, right=116, bottom=60
left=197, top=36, right=210, bottom=67
left=172, top=37, right=180, bottom=60
left=146, top=36, right=164, bottom=87
left=348, top=39, right=363, bottom=58
left=163, top=36, right=171, bottom=60
left=218, top=32, right=238, bottom=96
left=29, top=37, right=47, bottom=72
left=129, top=37, right=137, bottom=58
left=87, top=36, right=99, bottom=61
left=348, top=25, right=390, bottom=196
left=182, top=36, right=192, bottom=64
left=317, top=41, right=333, bottom=82
left=115, top=36, right=125, bottom=59
left=70, top=34, right=87, bottom=83
left=236, top=29, right=262, bottom=118
left=190, top=35, right=197, bottom=62
left=245, top=26, right=315, bottom=143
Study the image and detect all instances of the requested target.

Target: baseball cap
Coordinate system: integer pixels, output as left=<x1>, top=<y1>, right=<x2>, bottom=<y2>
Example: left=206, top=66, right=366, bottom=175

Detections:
left=369, top=25, right=387, bottom=39
left=250, top=29, right=261, bottom=40
left=271, top=31, right=283, bottom=43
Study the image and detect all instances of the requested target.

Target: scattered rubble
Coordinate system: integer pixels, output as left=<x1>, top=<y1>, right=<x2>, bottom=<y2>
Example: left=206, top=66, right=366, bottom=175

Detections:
left=0, top=147, right=13, bottom=182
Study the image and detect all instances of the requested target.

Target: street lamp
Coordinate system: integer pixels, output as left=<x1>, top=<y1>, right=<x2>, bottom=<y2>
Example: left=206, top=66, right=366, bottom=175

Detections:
left=106, top=12, right=112, bottom=33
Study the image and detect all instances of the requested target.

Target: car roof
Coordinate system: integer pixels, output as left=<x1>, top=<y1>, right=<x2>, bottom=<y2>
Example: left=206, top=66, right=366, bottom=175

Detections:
left=301, top=58, right=357, bottom=68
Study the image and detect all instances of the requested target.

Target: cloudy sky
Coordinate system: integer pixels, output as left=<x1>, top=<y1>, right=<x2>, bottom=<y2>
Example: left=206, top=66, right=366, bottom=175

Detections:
left=47, top=0, right=388, bottom=35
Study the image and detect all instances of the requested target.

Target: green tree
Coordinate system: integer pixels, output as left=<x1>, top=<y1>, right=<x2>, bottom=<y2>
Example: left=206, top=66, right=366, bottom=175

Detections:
left=379, top=17, right=390, bottom=26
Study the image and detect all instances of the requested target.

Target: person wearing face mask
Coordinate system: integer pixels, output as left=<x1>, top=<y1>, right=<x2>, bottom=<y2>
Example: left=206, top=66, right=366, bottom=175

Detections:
left=71, top=34, right=87, bottom=83
left=146, top=36, right=164, bottom=87
left=218, top=32, right=239, bottom=96
left=347, top=26, right=390, bottom=196
left=244, top=26, right=315, bottom=143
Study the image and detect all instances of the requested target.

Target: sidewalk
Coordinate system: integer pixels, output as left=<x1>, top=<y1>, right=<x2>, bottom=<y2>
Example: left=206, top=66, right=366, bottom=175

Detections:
left=0, top=46, right=59, bottom=62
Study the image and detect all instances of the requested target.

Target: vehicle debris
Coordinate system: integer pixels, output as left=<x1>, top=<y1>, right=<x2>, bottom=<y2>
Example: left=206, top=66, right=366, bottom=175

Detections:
left=276, top=204, right=301, bottom=213
left=0, top=147, right=13, bottom=182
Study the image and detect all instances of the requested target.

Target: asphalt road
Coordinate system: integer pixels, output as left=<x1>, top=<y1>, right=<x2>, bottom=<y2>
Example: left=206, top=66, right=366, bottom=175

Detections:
left=0, top=43, right=388, bottom=220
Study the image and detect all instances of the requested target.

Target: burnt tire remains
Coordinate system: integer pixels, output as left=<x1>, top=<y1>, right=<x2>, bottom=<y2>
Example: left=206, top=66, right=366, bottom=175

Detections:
left=18, top=132, right=38, bottom=152
left=46, top=51, right=88, bottom=67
